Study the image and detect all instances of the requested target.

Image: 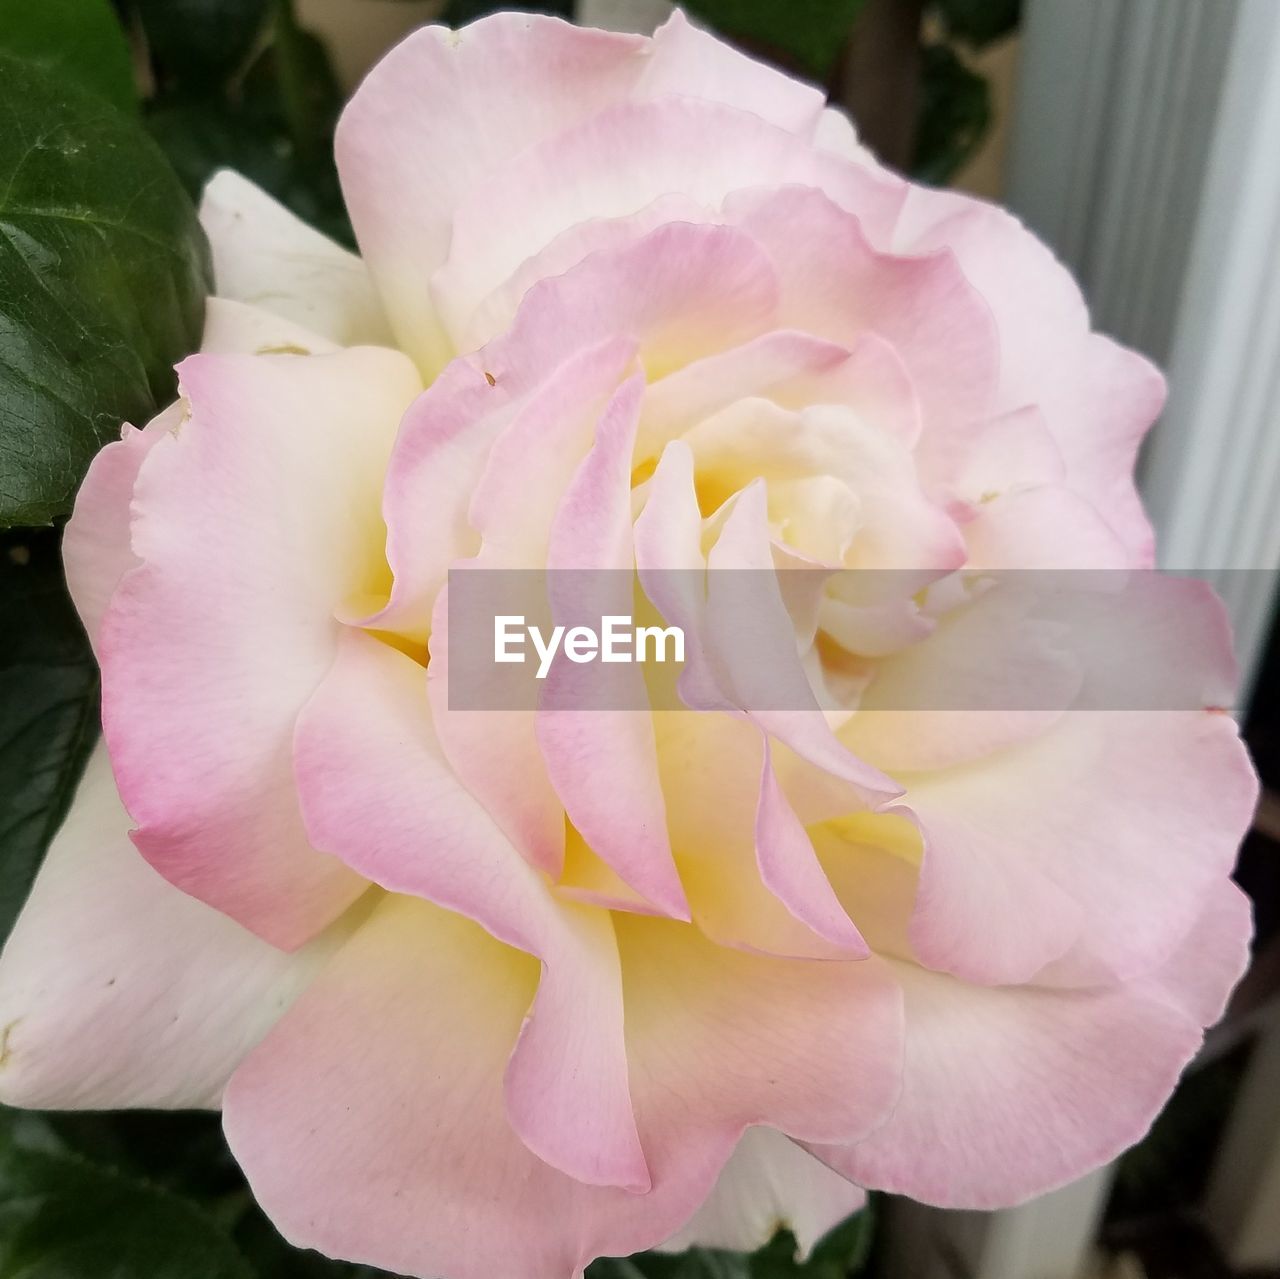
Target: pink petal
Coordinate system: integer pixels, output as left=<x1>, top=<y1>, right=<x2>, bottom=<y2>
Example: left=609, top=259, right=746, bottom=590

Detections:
left=63, top=402, right=181, bottom=653
left=459, top=193, right=710, bottom=352
left=433, top=98, right=898, bottom=347
left=537, top=374, right=688, bottom=918
left=0, top=745, right=344, bottom=1110
left=728, top=186, right=1000, bottom=443
left=703, top=483, right=897, bottom=801
left=293, top=630, right=648, bottom=1193
left=813, top=880, right=1252, bottom=1208
left=756, top=742, right=868, bottom=955
left=840, top=582, right=1082, bottom=773
left=905, top=706, right=1257, bottom=985
left=633, top=439, right=725, bottom=713
left=425, top=340, right=638, bottom=875
left=369, top=357, right=517, bottom=643
left=99, top=349, right=422, bottom=949
left=225, top=902, right=902, bottom=1278
left=335, top=14, right=648, bottom=372
left=641, top=11, right=826, bottom=136
left=963, top=486, right=1132, bottom=569
left=638, top=330, right=854, bottom=459
left=1145, top=878, right=1252, bottom=1025
left=895, top=188, right=1160, bottom=564
left=478, top=221, right=781, bottom=390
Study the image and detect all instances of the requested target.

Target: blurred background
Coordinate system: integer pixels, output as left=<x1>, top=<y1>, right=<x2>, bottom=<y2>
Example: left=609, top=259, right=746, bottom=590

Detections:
left=2, top=1, right=1279, bottom=1277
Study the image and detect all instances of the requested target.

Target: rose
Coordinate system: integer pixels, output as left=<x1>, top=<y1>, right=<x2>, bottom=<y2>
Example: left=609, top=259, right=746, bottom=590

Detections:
left=0, top=10, right=1257, bottom=1279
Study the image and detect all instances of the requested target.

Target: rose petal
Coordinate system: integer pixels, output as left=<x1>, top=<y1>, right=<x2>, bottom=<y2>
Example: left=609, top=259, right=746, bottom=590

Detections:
left=812, top=881, right=1251, bottom=1208
left=226, top=900, right=902, bottom=1278
left=0, top=745, right=347, bottom=1110
left=199, top=170, right=390, bottom=346
left=64, top=402, right=182, bottom=653
left=100, top=348, right=422, bottom=949
left=658, top=1126, right=866, bottom=1258
left=294, top=629, right=648, bottom=1193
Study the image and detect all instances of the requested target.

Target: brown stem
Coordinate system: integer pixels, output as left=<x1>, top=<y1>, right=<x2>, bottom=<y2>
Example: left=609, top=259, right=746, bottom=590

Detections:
left=837, top=0, right=928, bottom=172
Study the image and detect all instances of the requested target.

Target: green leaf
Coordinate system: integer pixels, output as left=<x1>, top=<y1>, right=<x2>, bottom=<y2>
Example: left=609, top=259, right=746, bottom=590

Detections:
left=911, top=42, right=992, bottom=185
left=144, top=1, right=351, bottom=249
left=0, top=0, right=137, bottom=114
left=271, top=0, right=346, bottom=169
left=751, top=1205, right=875, bottom=1278
left=0, top=528, right=97, bottom=945
left=0, top=1109, right=254, bottom=1279
left=681, top=0, right=868, bottom=80
left=588, top=1262, right=651, bottom=1279
left=590, top=1206, right=874, bottom=1279
left=234, top=1198, right=408, bottom=1277
left=442, top=0, right=574, bottom=22
left=133, top=0, right=271, bottom=91
left=933, top=0, right=1022, bottom=48
left=591, top=1251, right=749, bottom=1279
left=0, top=53, right=210, bottom=527
left=146, top=85, right=351, bottom=249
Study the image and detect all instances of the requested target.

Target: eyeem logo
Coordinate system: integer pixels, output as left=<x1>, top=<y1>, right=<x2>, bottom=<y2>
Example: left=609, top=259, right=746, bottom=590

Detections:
left=495, top=615, right=685, bottom=679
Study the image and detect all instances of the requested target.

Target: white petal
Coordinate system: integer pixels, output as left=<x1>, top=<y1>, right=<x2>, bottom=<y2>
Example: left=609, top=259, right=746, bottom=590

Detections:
left=199, top=170, right=391, bottom=347
left=0, top=744, right=351, bottom=1110
left=660, top=1127, right=866, bottom=1257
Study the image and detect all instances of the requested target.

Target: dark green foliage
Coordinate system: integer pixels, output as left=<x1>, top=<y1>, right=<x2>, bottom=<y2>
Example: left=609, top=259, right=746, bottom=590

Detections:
left=933, top=0, right=1022, bottom=48
left=0, top=56, right=210, bottom=526
left=0, top=1109, right=255, bottom=1279
left=911, top=41, right=992, bottom=184
left=0, top=0, right=137, bottom=112
left=132, top=0, right=272, bottom=91
left=589, top=1202, right=874, bottom=1279
left=659, top=0, right=869, bottom=80
left=0, top=529, right=97, bottom=942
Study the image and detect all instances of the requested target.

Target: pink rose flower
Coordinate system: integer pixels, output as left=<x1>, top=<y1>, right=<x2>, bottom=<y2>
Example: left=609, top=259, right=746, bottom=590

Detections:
left=0, top=11, right=1257, bottom=1278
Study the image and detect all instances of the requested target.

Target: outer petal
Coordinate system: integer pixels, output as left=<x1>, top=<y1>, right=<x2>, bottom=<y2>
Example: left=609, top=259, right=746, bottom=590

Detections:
left=813, top=878, right=1252, bottom=1208
left=904, top=706, right=1256, bottom=986
left=100, top=349, right=422, bottom=950
left=336, top=15, right=648, bottom=372
left=225, top=897, right=902, bottom=1279
left=63, top=401, right=182, bottom=653
left=335, top=9, right=847, bottom=372
left=0, top=745, right=344, bottom=1110
left=639, top=11, right=825, bottom=135
left=199, top=170, right=391, bottom=346
left=658, top=1127, right=866, bottom=1258
left=894, top=188, right=1161, bottom=564
left=1144, top=878, right=1253, bottom=1024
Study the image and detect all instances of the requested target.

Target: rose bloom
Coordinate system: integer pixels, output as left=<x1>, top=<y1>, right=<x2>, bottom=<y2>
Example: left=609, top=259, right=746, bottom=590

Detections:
left=0, top=11, right=1257, bottom=1279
